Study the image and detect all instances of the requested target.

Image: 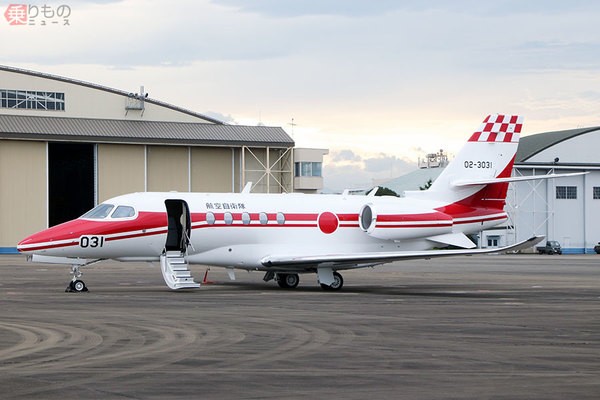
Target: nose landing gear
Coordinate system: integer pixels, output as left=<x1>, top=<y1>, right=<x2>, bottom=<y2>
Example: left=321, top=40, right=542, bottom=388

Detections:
left=65, top=265, right=88, bottom=293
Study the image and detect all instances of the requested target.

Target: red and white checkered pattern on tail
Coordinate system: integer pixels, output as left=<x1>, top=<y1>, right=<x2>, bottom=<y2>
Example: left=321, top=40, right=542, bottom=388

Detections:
left=469, top=114, right=523, bottom=143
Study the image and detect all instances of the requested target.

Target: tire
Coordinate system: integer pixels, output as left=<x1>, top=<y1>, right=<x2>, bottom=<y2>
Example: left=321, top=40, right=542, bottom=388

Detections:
left=320, top=272, right=344, bottom=291
left=284, top=274, right=299, bottom=289
left=277, top=274, right=299, bottom=289
left=72, top=280, right=87, bottom=292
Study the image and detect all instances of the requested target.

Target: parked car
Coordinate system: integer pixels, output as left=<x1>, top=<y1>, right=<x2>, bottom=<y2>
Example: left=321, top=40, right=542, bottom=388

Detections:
left=594, top=242, right=600, bottom=254
left=536, top=241, right=562, bottom=255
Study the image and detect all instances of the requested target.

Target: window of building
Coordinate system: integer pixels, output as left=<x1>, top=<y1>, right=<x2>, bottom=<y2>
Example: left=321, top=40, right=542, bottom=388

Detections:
left=556, top=186, right=577, bottom=199
left=593, top=187, right=600, bottom=200
left=487, top=236, right=499, bottom=247
left=294, top=162, right=322, bottom=177
left=0, top=89, right=65, bottom=111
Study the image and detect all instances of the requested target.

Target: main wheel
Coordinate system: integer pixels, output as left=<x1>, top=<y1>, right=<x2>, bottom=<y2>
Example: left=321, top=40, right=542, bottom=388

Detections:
left=277, top=274, right=299, bottom=289
left=320, top=272, right=343, bottom=291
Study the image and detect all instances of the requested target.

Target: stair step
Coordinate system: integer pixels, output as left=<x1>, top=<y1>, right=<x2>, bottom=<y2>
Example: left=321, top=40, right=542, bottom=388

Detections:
left=160, top=253, right=200, bottom=290
left=174, top=282, right=201, bottom=289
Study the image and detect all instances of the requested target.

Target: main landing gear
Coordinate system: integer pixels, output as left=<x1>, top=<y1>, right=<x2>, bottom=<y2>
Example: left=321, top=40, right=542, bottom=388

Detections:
left=320, top=271, right=343, bottom=291
left=65, top=265, right=88, bottom=293
left=276, top=273, right=300, bottom=289
left=263, top=271, right=345, bottom=291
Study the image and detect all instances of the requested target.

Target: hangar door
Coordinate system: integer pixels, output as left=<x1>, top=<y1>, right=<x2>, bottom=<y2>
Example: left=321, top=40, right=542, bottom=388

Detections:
left=48, top=142, right=95, bottom=227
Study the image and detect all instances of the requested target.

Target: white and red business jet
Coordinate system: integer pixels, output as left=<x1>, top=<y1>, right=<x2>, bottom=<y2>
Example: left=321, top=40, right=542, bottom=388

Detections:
left=18, top=115, right=577, bottom=292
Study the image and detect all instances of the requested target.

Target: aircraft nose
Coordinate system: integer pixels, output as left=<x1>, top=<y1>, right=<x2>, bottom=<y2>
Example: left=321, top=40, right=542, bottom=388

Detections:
left=16, top=220, right=82, bottom=254
left=17, top=230, right=54, bottom=254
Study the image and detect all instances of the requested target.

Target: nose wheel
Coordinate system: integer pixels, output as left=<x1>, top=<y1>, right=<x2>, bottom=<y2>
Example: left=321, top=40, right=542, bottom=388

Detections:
left=65, top=265, right=88, bottom=293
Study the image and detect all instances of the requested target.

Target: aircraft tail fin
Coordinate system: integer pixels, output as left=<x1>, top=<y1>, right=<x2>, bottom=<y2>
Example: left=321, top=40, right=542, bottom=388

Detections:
left=405, top=114, right=522, bottom=210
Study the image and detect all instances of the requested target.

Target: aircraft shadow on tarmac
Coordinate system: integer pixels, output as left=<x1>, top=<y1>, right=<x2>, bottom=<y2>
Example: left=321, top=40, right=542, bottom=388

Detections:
left=213, top=280, right=513, bottom=299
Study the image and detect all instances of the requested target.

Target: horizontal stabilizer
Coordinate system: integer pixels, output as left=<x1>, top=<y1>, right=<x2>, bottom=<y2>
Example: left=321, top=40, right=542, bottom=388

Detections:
left=261, top=235, right=545, bottom=269
left=452, top=172, right=587, bottom=187
left=427, top=233, right=476, bottom=249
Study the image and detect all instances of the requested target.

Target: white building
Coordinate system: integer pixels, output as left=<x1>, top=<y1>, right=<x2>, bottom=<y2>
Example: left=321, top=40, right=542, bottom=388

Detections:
left=504, top=126, right=600, bottom=253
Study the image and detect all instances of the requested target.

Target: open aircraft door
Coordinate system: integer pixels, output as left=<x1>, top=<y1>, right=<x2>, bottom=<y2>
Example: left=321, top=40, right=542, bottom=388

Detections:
left=164, top=199, right=191, bottom=253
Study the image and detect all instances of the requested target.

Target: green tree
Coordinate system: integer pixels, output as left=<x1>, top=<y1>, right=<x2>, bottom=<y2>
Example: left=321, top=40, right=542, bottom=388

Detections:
left=375, top=187, right=399, bottom=197
left=419, top=179, right=433, bottom=191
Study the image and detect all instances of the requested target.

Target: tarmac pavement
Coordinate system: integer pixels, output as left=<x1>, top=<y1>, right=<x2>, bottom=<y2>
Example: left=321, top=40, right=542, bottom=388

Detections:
left=0, top=254, right=599, bottom=399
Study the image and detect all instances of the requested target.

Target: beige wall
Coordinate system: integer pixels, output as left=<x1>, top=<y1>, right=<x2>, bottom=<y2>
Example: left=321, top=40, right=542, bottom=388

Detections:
left=191, top=147, right=233, bottom=192
left=97, top=144, right=145, bottom=201
left=147, top=146, right=189, bottom=192
left=0, top=140, right=47, bottom=246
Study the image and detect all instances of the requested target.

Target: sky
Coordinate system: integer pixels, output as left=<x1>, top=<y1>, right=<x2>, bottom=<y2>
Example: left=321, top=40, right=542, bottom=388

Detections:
left=2, top=0, right=600, bottom=191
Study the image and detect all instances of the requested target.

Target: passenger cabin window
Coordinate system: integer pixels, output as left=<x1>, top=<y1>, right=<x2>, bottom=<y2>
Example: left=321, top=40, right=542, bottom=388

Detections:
left=206, top=212, right=215, bottom=225
left=259, top=212, right=268, bottom=225
left=242, top=212, right=251, bottom=225
left=276, top=212, right=285, bottom=225
left=111, top=206, right=136, bottom=218
left=81, top=204, right=114, bottom=219
left=224, top=212, right=233, bottom=225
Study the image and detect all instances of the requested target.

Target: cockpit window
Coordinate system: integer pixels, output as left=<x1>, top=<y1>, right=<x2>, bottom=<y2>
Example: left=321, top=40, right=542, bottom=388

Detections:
left=81, top=204, right=114, bottom=219
left=111, top=206, right=136, bottom=218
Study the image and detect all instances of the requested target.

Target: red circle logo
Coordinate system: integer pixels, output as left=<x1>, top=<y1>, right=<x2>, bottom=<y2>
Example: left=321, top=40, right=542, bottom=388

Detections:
left=318, top=212, right=339, bottom=234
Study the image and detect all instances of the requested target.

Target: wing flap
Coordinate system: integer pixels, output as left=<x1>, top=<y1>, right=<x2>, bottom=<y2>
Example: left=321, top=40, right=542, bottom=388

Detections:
left=261, top=235, right=544, bottom=268
left=426, top=232, right=476, bottom=249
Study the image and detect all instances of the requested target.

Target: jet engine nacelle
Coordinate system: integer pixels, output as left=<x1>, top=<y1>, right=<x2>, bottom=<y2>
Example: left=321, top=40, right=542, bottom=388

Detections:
left=358, top=203, right=453, bottom=240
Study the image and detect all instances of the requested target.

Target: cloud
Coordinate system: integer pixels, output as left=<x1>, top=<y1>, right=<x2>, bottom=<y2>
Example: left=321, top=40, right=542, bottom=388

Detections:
left=4, top=0, right=600, bottom=192
left=212, top=0, right=404, bottom=17
left=331, top=149, right=362, bottom=163
left=323, top=150, right=416, bottom=192
left=363, top=154, right=412, bottom=174
left=203, top=111, right=236, bottom=124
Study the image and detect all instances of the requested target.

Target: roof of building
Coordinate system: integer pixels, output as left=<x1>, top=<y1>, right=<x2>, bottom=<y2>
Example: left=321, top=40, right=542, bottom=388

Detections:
left=516, top=126, right=600, bottom=162
left=0, top=65, right=223, bottom=124
left=0, top=114, right=294, bottom=147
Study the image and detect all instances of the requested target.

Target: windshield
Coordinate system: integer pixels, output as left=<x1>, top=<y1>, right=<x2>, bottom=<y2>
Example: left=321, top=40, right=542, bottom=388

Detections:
left=81, top=204, right=114, bottom=219
left=111, top=205, right=136, bottom=218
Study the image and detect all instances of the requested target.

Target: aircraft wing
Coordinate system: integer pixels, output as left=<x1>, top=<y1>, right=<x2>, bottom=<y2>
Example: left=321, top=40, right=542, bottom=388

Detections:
left=261, top=235, right=545, bottom=269
left=451, top=172, right=587, bottom=187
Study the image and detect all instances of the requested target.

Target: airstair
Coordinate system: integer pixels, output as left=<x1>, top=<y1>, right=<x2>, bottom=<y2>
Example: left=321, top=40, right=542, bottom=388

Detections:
left=160, top=251, right=201, bottom=290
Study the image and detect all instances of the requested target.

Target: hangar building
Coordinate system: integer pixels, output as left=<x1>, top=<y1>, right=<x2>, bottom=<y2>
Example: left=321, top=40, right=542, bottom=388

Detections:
left=503, top=127, right=600, bottom=253
left=0, top=65, right=324, bottom=252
